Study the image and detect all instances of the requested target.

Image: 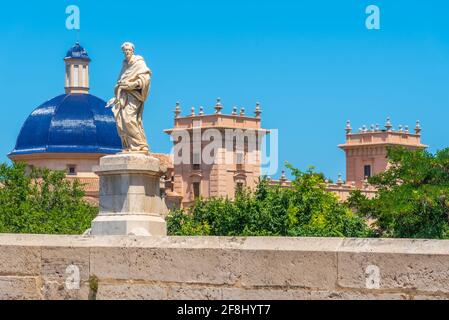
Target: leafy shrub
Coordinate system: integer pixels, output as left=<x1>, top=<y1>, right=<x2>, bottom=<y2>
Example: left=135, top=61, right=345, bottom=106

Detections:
left=0, top=162, right=97, bottom=234
left=347, top=147, right=449, bottom=239
left=168, top=165, right=373, bottom=238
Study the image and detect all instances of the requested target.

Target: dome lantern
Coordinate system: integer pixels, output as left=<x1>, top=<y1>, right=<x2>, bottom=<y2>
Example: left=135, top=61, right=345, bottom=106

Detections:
left=64, top=42, right=91, bottom=94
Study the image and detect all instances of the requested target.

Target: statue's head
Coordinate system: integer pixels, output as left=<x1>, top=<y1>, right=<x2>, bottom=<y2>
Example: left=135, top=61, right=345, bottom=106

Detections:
left=121, top=42, right=135, bottom=62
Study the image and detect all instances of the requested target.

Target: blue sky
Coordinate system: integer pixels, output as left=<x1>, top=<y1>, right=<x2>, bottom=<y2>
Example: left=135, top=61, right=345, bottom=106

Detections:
left=1, top=0, right=449, bottom=179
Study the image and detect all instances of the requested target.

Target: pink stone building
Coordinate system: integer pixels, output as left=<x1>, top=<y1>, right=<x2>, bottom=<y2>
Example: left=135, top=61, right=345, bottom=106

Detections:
left=339, top=119, right=427, bottom=188
left=163, top=100, right=267, bottom=208
left=9, top=43, right=429, bottom=208
left=269, top=119, right=427, bottom=201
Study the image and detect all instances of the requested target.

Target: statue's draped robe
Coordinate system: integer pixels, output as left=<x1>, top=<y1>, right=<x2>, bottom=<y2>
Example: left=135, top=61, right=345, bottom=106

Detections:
left=112, top=55, right=152, bottom=151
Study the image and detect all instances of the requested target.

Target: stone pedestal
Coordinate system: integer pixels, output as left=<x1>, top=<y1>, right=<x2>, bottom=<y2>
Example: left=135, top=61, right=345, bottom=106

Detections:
left=90, top=153, right=168, bottom=236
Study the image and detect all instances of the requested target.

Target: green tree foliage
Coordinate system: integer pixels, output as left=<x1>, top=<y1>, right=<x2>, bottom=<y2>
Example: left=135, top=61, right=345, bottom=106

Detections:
left=167, top=165, right=373, bottom=237
left=346, top=147, right=449, bottom=239
left=0, top=162, right=98, bottom=234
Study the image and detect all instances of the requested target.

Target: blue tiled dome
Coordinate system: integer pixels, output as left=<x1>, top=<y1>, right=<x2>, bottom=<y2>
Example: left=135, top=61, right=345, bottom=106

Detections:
left=65, top=42, right=90, bottom=61
left=9, top=94, right=122, bottom=156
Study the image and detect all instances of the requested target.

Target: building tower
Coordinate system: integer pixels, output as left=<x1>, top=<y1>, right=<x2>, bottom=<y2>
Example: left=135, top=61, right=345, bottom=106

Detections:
left=339, top=119, right=427, bottom=188
left=164, top=99, right=268, bottom=208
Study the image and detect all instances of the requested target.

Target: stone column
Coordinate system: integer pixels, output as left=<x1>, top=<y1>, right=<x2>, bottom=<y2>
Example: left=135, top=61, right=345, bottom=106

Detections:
left=90, top=153, right=168, bottom=236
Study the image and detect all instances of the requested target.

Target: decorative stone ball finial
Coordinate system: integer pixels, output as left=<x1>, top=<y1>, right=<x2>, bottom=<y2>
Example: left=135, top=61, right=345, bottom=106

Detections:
left=345, top=120, right=352, bottom=134
left=280, top=170, right=287, bottom=183
left=255, top=103, right=262, bottom=118
left=215, top=98, right=223, bottom=114
left=385, top=117, right=393, bottom=131
left=240, top=107, right=246, bottom=116
left=232, top=106, right=238, bottom=115
left=191, top=107, right=195, bottom=116
left=415, top=120, right=422, bottom=135
left=337, top=174, right=343, bottom=185
left=398, top=124, right=403, bottom=132
left=174, top=102, right=181, bottom=119
left=375, top=124, right=380, bottom=132
left=370, top=124, right=375, bottom=132
left=405, top=125, right=409, bottom=133
left=199, top=106, right=205, bottom=116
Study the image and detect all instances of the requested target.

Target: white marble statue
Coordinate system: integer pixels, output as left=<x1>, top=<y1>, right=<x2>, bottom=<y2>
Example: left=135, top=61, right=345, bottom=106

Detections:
left=107, top=42, right=152, bottom=152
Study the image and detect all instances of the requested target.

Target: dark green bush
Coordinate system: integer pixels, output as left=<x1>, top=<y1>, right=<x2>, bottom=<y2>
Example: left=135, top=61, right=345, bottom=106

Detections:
left=0, top=162, right=97, bottom=234
left=168, top=165, right=373, bottom=238
left=347, top=147, right=449, bottom=239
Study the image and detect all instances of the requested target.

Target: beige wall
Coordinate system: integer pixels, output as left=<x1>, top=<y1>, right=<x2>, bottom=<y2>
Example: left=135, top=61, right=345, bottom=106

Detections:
left=0, top=234, right=449, bottom=300
left=9, top=153, right=104, bottom=200
left=345, top=147, right=389, bottom=187
left=165, top=109, right=266, bottom=208
left=10, top=153, right=103, bottom=178
left=25, top=158, right=99, bottom=178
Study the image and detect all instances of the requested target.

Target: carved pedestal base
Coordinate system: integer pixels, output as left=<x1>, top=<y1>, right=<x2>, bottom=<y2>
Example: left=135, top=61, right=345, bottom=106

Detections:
left=90, top=153, right=168, bottom=236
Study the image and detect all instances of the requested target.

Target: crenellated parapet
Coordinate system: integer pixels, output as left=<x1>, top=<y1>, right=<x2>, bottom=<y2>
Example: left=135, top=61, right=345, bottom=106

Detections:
left=166, top=98, right=267, bottom=134
left=340, top=118, right=426, bottom=149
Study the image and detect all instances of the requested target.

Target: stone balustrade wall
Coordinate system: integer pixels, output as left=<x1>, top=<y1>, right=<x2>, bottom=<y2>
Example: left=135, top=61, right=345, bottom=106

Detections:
left=0, top=234, right=448, bottom=300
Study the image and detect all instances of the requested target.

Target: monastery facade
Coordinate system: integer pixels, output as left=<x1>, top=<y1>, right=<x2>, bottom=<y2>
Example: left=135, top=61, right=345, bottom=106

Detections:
left=9, top=44, right=427, bottom=207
